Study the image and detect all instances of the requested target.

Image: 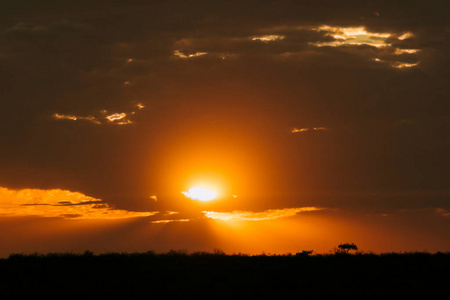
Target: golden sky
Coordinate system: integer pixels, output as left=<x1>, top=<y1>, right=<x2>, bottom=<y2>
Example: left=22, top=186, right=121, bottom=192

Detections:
left=0, top=0, right=449, bottom=256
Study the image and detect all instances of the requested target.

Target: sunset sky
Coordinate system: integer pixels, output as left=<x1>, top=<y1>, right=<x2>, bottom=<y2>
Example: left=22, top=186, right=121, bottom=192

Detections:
left=0, top=0, right=449, bottom=257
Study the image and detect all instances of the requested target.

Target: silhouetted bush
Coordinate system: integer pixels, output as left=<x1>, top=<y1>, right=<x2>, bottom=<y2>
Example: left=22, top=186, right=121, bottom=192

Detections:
left=213, top=248, right=226, bottom=255
left=296, top=250, right=314, bottom=256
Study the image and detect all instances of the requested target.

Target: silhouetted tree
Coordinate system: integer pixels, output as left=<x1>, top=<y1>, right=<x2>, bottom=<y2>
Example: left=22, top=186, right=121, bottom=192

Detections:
left=296, top=250, right=313, bottom=257
left=337, top=243, right=358, bottom=254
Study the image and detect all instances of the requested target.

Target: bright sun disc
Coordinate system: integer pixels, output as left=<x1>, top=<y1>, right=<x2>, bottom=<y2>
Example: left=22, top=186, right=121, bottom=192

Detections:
left=182, top=187, right=216, bottom=201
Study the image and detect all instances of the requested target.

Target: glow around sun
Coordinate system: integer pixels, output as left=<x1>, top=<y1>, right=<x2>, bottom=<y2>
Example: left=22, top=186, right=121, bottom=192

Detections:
left=182, top=187, right=217, bottom=201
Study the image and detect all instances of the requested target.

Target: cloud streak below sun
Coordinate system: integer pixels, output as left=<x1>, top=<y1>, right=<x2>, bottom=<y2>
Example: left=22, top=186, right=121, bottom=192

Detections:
left=203, top=207, right=323, bottom=221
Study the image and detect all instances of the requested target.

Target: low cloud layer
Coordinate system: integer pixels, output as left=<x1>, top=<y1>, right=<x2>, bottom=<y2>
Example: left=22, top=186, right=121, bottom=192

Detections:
left=0, top=187, right=155, bottom=219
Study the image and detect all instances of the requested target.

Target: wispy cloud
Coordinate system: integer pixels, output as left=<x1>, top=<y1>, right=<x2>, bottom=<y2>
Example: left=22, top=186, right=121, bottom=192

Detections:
left=310, top=25, right=392, bottom=48
left=149, top=211, right=191, bottom=224
left=53, top=103, right=144, bottom=126
left=105, top=112, right=127, bottom=122
left=251, top=35, right=285, bottom=42
left=394, top=48, right=420, bottom=55
left=173, top=50, right=207, bottom=59
left=373, top=58, right=420, bottom=69
left=392, top=62, right=419, bottom=69
left=168, top=25, right=420, bottom=69
left=398, top=32, right=414, bottom=40
left=203, top=207, right=323, bottom=221
left=306, top=25, right=420, bottom=69
left=151, top=219, right=190, bottom=224
left=435, top=208, right=450, bottom=217
left=291, top=128, right=309, bottom=133
left=291, top=127, right=327, bottom=133
left=53, top=113, right=101, bottom=124
left=103, top=112, right=134, bottom=125
left=0, top=187, right=155, bottom=219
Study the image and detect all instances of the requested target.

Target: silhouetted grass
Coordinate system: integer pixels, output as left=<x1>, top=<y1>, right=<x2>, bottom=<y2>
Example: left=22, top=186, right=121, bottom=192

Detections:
left=1, top=250, right=448, bottom=299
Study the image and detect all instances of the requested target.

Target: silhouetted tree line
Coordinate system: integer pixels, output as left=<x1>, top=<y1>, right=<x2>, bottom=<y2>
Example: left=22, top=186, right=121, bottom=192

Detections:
left=0, top=248, right=448, bottom=299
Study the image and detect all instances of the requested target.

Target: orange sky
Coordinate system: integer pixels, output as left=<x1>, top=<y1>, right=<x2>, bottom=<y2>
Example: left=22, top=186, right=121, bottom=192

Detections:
left=0, top=0, right=449, bottom=257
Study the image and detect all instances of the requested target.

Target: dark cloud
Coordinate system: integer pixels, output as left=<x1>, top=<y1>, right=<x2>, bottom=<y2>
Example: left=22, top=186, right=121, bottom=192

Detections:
left=0, top=0, right=449, bottom=217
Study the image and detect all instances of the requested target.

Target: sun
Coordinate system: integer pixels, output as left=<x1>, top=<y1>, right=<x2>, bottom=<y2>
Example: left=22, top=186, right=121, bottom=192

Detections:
left=182, top=187, right=217, bottom=201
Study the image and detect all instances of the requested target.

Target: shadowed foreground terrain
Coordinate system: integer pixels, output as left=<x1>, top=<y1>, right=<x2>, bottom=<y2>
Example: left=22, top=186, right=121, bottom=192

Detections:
left=1, top=251, right=448, bottom=299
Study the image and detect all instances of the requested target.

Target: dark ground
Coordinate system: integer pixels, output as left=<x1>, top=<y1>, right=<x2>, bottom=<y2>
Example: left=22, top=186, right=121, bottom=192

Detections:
left=0, top=251, right=448, bottom=299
